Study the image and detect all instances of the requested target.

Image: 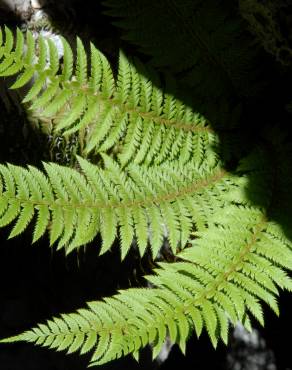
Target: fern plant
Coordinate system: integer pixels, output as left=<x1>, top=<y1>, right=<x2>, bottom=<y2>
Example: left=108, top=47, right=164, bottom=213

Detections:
left=0, top=24, right=292, bottom=368
left=0, top=26, right=216, bottom=165
left=103, top=0, right=266, bottom=100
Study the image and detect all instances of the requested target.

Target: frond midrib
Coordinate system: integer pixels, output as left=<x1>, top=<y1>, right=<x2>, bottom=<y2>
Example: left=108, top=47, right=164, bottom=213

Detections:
left=0, top=28, right=213, bottom=135
left=1, top=167, right=226, bottom=210
left=18, top=216, right=270, bottom=352
left=52, top=82, right=213, bottom=134
left=103, top=216, right=270, bottom=353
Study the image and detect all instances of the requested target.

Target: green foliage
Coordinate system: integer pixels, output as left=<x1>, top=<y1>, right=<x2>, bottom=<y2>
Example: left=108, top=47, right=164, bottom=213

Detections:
left=2, top=202, right=292, bottom=366
left=0, top=26, right=216, bottom=166
left=103, top=0, right=265, bottom=99
left=0, top=23, right=292, bottom=368
left=0, top=155, right=235, bottom=258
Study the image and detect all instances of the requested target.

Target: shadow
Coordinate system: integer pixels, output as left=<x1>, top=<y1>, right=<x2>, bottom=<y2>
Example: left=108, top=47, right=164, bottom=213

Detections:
left=1, top=0, right=292, bottom=369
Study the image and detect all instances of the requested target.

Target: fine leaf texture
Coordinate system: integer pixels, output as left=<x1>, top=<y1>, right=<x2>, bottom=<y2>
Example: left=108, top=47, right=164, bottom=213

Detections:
left=2, top=204, right=291, bottom=365
left=1, top=22, right=292, bottom=369
left=0, top=156, right=238, bottom=258
left=0, top=26, right=218, bottom=166
left=103, top=0, right=265, bottom=99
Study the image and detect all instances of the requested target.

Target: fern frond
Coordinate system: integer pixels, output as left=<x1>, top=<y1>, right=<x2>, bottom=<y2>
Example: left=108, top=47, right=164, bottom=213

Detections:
left=0, top=20, right=290, bottom=370
left=0, top=157, right=237, bottom=257
left=103, top=0, right=265, bottom=99
left=3, top=205, right=291, bottom=365
left=0, top=26, right=217, bottom=165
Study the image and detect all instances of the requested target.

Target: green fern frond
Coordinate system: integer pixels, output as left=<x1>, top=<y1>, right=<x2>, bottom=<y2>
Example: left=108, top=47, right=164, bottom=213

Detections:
left=0, top=156, right=238, bottom=257
left=0, top=26, right=217, bottom=165
left=0, top=19, right=291, bottom=370
left=2, top=205, right=291, bottom=365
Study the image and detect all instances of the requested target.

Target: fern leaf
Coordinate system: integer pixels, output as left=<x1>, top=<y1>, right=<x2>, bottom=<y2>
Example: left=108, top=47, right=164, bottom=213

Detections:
left=1, top=26, right=13, bottom=56
left=10, top=67, right=34, bottom=89
left=0, top=26, right=217, bottom=163
left=99, top=207, right=117, bottom=255
left=36, top=36, right=47, bottom=72
left=22, top=73, right=47, bottom=103
left=30, top=78, right=60, bottom=110
left=102, top=0, right=270, bottom=153
left=5, top=205, right=292, bottom=366
left=69, top=98, right=102, bottom=139
left=115, top=50, right=132, bottom=103
left=55, top=94, right=87, bottom=132
left=0, top=29, right=23, bottom=76
left=89, top=43, right=103, bottom=92
left=1, top=25, right=292, bottom=368
left=132, top=207, right=148, bottom=256
left=47, top=39, right=59, bottom=76
left=60, top=37, right=73, bottom=81
left=24, top=30, right=35, bottom=65
left=0, top=200, right=20, bottom=227
left=32, top=205, right=50, bottom=243
left=76, top=37, right=87, bottom=85
left=42, top=88, right=72, bottom=117
left=0, top=156, right=237, bottom=256
left=8, top=203, right=34, bottom=239
left=117, top=206, right=135, bottom=259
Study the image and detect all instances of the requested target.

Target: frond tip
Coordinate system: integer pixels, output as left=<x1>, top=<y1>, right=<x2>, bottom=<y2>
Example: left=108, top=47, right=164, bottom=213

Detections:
left=2, top=205, right=292, bottom=366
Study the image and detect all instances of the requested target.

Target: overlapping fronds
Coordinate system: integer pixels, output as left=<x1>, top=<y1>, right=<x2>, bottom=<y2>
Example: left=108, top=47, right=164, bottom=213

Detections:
left=0, top=155, right=238, bottom=258
left=2, top=205, right=291, bottom=366
left=1, top=19, right=292, bottom=369
left=0, top=26, right=217, bottom=165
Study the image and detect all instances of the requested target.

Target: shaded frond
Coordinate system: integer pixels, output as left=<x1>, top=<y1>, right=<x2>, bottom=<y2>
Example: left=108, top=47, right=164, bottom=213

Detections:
left=103, top=0, right=266, bottom=99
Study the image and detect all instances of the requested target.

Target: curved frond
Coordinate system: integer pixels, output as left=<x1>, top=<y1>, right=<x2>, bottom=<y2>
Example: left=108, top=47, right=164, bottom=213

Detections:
left=0, top=156, right=237, bottom=258
left=0, top=26, right=217, bottom=165
left=0, top=21, right=291, bottom=370
left=2, top=205, right=291, bottom=365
